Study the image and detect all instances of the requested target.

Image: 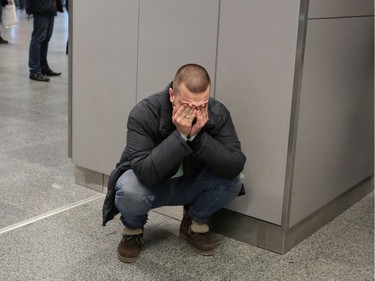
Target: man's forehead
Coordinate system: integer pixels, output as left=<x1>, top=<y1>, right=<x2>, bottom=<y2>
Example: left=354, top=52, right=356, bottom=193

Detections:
left=178, top=93, right=209, bottom=105
left=179, top=100, right=208, bottom=108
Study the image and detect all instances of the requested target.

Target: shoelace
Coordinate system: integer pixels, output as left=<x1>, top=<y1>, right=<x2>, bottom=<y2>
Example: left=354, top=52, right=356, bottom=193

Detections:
left=123, top=234, right=144, bottom=244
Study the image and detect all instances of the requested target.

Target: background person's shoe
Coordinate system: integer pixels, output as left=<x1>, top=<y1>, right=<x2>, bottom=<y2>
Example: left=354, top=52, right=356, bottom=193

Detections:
left=29, top=73, right=50, bottom=82
left=0, top=37, right=9, bottom=44
left=42, top=69, right=62, bottom=76
left=179, top=215, right=216, bottom=256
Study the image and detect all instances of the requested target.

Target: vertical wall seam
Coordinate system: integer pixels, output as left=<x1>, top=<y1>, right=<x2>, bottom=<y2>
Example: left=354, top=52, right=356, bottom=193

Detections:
left=281, top=0, right=309, bottom=230
left=135, top=0, right=141, bottom=104
left=212, top=0, right=221, bottom=99
left=68, top=0, right=73, bottom=158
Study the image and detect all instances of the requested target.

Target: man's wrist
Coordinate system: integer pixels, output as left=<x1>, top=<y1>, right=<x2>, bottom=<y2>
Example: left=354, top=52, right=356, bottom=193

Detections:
left=188, top=133, right=197, bottom=142
left=179, top=132, right=189, bottom=141
left=179, top=132, right=197, bottom=142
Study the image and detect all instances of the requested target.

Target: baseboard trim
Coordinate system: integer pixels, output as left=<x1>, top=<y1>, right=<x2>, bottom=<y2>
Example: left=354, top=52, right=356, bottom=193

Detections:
left=74, top=166, right=373, bottom=254
left=209, top=176, right=373, bottom=254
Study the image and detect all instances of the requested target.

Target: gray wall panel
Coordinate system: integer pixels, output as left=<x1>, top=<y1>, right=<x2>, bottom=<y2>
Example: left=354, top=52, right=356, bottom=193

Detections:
left=309, top=0, right=374, bottom=18
left=289, top=17, right=374, bottom=226
left=216, top=0, right=301, bottom=224
left=136, top=0, right=219, bottom=101
left=72, top=0, right=139, bottom=175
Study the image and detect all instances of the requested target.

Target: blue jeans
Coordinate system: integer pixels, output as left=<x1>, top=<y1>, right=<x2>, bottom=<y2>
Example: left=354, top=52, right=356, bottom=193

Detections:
left=17, top=0, right=25, bottom=8
left=28, top=14, right=55, bottom=75
left=115, top=167, right=243, bottom=229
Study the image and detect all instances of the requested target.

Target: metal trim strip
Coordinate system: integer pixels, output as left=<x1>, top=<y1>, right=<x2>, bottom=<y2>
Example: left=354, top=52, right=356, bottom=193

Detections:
left=281, top=0, right=310, bottom=230
left=68, top=0, right=73, bottom=158
left=0, top=194, right=105, bottom=235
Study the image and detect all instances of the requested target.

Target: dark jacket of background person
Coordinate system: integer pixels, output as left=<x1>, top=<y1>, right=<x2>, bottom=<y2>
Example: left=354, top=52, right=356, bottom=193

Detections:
left=0, top=0, right=8, bottom=23
left=102, top=83, right=246, bottom=226
left=25, top=0, right=63, bottom=15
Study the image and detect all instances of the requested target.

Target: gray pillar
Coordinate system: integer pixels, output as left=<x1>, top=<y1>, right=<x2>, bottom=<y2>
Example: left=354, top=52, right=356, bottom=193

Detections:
left=69, top=0, right=374, bottom=253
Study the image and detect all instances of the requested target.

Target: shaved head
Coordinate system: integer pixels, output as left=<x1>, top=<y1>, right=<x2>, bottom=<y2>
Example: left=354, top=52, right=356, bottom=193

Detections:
left=173, top=64, right=211, bottom=95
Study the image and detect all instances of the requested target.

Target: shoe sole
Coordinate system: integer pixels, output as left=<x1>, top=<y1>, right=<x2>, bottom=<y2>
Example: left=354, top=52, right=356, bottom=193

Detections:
left=179, top=231, right=215, bottom=256
left=29, top=77, right=50, bottom=82
left=117, top=251, right=138, bottom=263
left=30, top=79, right=50, bottom=82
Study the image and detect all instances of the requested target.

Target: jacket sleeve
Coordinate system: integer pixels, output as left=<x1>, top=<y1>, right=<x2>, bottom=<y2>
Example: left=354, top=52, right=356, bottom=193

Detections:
left=102, top=162, right=130, bottom=226
left=26, top=0, right=63, bottom=15
left=189, top=104, right=246, bottom=179
left=126, top=107, right=193, bottom=187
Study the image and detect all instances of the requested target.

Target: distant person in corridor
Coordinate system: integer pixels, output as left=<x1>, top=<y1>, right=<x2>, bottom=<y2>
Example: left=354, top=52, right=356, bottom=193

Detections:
left=0, top=0, right=9, bottom=44
left=26, top=0, right=63, bottom=82
left=102, top=63, right=246, bottom=263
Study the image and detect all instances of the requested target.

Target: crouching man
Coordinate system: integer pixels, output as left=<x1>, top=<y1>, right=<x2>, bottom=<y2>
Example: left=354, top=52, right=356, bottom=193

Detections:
left=102, top=63, right=246, bottom=263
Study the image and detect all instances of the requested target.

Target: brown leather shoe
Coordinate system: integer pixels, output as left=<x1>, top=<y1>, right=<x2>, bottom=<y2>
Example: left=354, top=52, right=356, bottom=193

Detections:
left=179, top=215, right=216, bottom=256
left=117, top=233, right=144, bottom=263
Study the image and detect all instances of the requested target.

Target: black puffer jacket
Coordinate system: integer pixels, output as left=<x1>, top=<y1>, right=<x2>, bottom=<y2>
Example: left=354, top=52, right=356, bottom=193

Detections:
left=102, top=83, right=246, bottom=225
left=26, top=0, right=63, bottom=15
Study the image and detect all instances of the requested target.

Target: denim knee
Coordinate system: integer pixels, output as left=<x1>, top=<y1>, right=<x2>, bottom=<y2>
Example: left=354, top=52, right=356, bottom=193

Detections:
left=226, top=172, right=245, bottom=196
left=115, top=170, right=155, bottom=228
left=187, top=172, right=244, bottom=224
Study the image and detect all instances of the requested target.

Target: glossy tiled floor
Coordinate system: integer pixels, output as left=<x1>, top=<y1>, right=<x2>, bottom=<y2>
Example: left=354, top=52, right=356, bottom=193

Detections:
left=0, top=9, right=374, bottom=281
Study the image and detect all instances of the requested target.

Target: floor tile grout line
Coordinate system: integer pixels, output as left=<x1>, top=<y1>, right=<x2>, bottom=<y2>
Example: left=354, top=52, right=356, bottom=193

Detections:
left=0, top=193, right=105, bottom=235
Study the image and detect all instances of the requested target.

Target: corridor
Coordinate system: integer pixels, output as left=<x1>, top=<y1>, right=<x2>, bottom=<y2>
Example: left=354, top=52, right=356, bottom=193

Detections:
left=0, top=9, right=373, bottom=281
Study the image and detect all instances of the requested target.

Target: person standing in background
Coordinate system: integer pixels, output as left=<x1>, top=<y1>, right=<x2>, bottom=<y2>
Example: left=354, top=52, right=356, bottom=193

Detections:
left=17, top=0, right=25, bottom=9
left=26, top=0, right=64, bottom=82
left=65, top=0, right=68, bottom=54
left=0, top=0, right=9, bottom=44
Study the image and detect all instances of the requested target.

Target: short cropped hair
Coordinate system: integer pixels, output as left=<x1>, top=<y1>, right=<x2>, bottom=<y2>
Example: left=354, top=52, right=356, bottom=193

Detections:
left=173, top=64, right=211, bottom=94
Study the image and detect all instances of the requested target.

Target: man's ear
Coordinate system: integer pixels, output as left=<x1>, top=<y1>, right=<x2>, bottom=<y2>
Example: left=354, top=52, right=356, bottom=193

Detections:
left=169, top=88, right=174, bottom=103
